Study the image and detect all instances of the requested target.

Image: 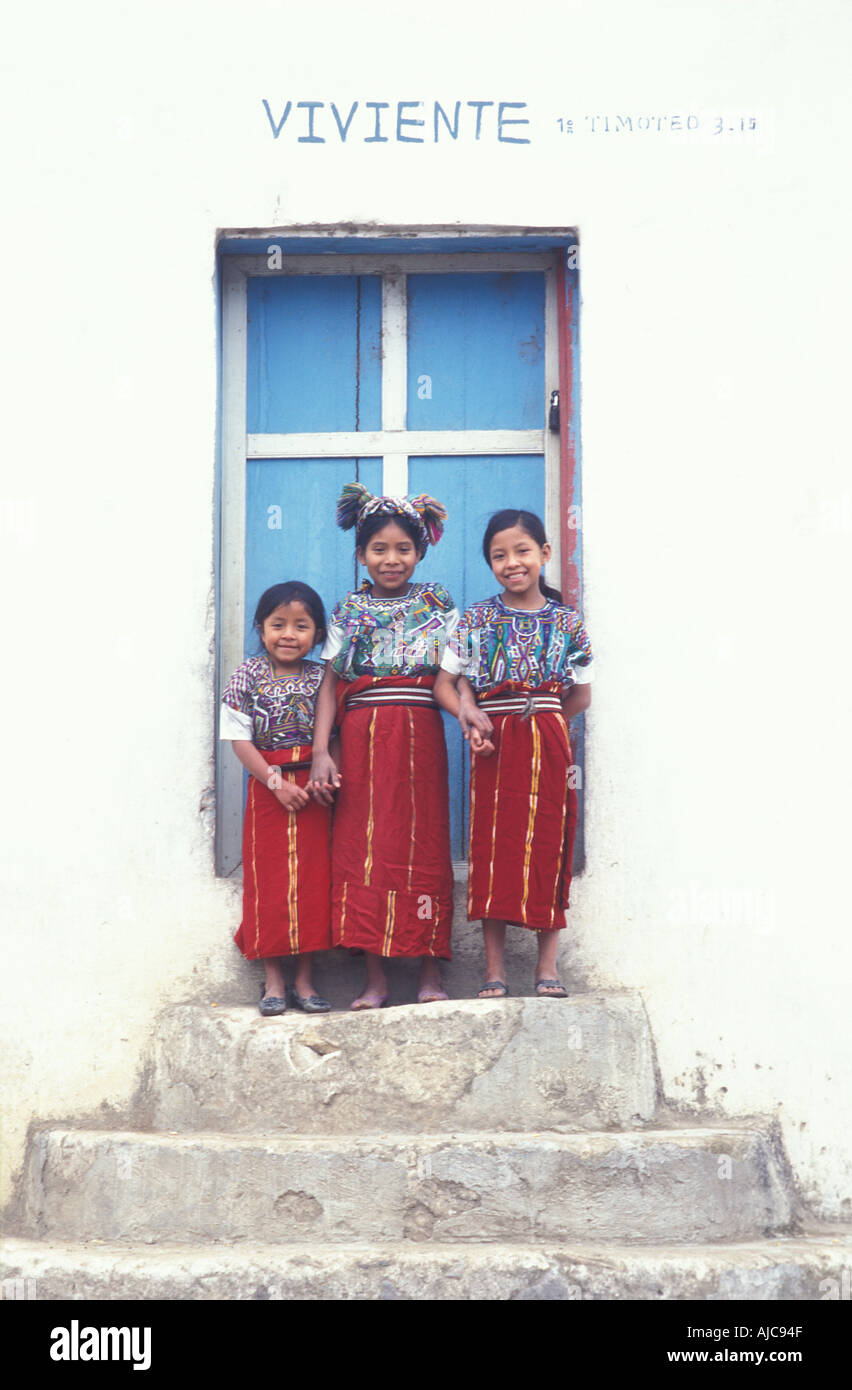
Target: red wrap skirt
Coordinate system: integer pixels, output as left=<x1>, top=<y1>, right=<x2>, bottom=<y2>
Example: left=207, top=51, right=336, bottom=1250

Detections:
left=234, top=743, right=332, bottom=959
left=467, top=683, right=578, bottom=931
left=331, top=674, right=454, bottom=958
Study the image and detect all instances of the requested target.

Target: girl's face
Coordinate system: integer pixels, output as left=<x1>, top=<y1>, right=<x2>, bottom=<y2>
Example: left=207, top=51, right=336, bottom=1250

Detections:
left=488, top=524, right=552, bottom=605
left=357, top=520, right=420, bottom=597
left=259, top=601, right=317, bottom=675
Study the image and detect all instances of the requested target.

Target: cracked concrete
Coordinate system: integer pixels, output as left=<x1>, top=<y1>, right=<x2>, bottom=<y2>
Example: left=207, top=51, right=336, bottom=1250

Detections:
left=6, top=980, right=843, bottom=1299
left=4, top=1233, right=852, bottom=1301
left=14, top=1125, right=795, bottom=1247
left=140, top=994, right=658, bottom=1135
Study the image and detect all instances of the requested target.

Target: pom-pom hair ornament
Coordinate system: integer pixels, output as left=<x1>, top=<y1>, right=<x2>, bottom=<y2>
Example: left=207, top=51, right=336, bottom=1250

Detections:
left=335, top=481, right=447, bottom=549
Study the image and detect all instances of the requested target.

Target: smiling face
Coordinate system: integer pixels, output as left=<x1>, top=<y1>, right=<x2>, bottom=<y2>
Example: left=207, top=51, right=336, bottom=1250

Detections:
left=259, top=600, right=318, bottom=675
left=487, top=524, right=552, bottom=608
left=357, top=519, right=421, bottom=597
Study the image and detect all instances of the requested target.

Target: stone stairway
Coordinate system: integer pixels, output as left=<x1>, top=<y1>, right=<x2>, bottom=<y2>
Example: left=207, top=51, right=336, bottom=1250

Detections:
left=4, top=991, right=852, bottom=1299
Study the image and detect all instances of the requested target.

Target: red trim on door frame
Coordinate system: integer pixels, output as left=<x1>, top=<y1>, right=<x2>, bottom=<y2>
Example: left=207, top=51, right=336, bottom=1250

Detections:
left=556, top=254, right=580, bottom=608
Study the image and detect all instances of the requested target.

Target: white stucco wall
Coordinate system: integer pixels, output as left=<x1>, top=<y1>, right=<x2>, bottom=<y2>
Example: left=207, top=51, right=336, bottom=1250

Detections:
left=1, top=0, right=850, bottom=1218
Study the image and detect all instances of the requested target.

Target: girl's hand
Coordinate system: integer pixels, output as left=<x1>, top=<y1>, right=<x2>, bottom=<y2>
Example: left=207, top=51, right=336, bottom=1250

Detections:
left=273, top=780, right=310, bottom=812
left=470, top=727, right=495, bottom=757
left=308, top=751, right=341, bottom=805
left=458, top=697, right=493, bottom=745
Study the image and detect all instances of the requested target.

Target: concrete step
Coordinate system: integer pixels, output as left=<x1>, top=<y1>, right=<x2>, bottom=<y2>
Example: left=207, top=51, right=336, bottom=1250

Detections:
left=18, top=1125, right=794, bottom=1246
left=4, top=1230, right=851, bottom=1300
left=139, top=994, right=659, bottom=1135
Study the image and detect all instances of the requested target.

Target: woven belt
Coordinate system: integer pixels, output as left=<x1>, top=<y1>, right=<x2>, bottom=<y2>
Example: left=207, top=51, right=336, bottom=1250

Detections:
left=478, top=695, right=563, bottom=720
left=347, top=687, right=438, bottom=710
left=267, top=757, right=314, bottom=772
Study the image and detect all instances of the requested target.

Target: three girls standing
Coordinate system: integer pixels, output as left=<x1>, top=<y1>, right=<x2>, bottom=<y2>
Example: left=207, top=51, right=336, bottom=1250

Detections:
left=220, top=489, right=593, bottom=1011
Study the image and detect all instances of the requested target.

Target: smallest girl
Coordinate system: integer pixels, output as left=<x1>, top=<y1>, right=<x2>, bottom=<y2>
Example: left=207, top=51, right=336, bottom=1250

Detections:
left=219, top=581, right=333, bottom=1015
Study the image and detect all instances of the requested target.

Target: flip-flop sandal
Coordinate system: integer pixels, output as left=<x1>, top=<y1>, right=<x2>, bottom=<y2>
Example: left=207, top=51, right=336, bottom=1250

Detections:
left=535, top=978, right=568, bottom=998
left=349, top=992, right=389, bottom=1011
left=476, top=981, right=509, bottom=998
left=417, top=987, right=449, bottom=1003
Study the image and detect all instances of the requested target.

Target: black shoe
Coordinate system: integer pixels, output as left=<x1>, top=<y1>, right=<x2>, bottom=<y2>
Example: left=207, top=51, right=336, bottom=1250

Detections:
left=259, top=984, right=287, bottom=1016
left=288, top=989, right=332, bottom=1014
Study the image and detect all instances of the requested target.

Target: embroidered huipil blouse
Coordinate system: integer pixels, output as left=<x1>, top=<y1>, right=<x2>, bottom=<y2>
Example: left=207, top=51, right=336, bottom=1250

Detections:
left=440, top=594, right=594, bottom=693
left=219, top=656, right=324, bottom=749
left=322, top=580, right=460, bottom=680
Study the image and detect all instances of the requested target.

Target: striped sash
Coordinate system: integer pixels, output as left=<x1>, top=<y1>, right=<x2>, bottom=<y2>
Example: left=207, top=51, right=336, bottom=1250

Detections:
left=346, top=687, right=438, bottom=711
left=478, top=694, right=563, bottom=720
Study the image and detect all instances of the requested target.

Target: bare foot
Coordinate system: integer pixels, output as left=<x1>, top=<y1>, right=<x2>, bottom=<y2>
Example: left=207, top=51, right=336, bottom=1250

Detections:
left=353, top=953, right=388, bottom=1010
left=350, top=990, right=388, bottom=1011
left=417, top=985, right=449, bottom=1003
left=417, top=960, right=447, bottom=1002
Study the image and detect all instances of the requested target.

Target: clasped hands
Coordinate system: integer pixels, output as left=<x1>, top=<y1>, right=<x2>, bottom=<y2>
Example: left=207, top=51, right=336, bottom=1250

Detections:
left=307, top=750, right=342, bottom=805
left=458, top=697, right=495, bottom=757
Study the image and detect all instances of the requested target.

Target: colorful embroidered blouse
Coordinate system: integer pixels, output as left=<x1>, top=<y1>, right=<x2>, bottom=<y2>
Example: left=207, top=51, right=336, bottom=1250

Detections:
left=219, top=656, right=324, bottom=750
left=441, top=595, right=594, bottom=694
left=322, top=580, right=460, bottom=681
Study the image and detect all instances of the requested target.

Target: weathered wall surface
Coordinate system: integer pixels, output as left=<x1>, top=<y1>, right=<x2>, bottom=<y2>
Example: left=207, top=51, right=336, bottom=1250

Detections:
left=1, top=0, right=849, bottom=1218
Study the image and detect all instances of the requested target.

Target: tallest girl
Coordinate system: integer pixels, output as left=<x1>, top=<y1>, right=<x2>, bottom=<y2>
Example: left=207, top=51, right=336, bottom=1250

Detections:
left=309, top=482, right=461, bottom=1009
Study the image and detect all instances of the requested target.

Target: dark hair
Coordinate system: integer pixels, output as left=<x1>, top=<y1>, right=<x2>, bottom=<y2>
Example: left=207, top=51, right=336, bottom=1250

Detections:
left=482, top=509, right=563, bottom=604
left=356, top=511, right=426, bottom=558
left=253, top=581, right=327, bottom=648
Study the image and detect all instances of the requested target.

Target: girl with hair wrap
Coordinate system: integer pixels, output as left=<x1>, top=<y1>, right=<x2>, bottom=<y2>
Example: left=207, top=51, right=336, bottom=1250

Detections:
left=309, top=483, right=462, bottom=1009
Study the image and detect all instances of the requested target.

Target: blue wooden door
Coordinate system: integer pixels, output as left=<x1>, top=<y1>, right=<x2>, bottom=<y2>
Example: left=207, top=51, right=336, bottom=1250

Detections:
left=405, top=271, right=546, bottom=855
left=241, top=263, right=547, bottom=859
left=245, top=274, right=384, bottom=625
